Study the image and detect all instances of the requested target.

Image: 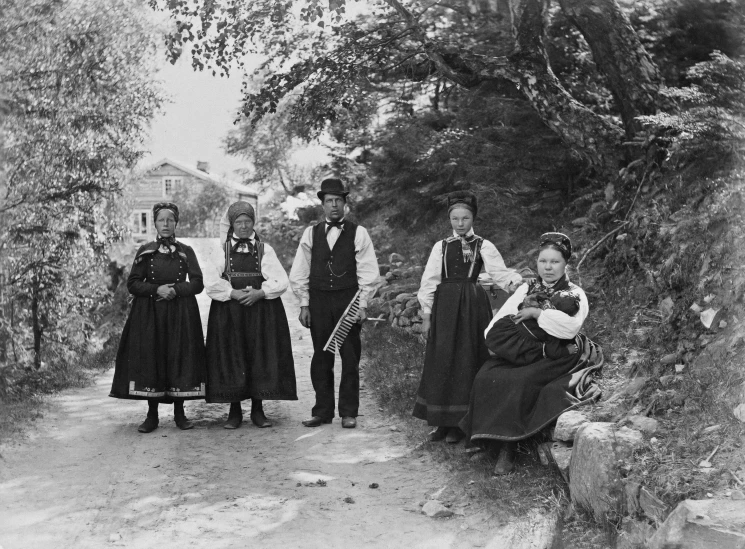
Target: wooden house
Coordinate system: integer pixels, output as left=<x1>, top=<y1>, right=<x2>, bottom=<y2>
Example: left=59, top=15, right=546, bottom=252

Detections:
left=130, top=158, right=258, bottom=240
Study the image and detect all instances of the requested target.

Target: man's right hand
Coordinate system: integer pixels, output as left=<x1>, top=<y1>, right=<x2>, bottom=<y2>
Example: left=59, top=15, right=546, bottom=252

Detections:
left=299, top=306, right=311, bottom=328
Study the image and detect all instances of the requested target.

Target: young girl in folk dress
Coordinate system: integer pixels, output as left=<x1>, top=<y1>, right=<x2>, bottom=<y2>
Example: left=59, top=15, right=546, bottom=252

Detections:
left=413, top=191, right=523, bottom=443
left=110, top=202, right=207, bottom=433
left=205, top=201, right=297, bottom=429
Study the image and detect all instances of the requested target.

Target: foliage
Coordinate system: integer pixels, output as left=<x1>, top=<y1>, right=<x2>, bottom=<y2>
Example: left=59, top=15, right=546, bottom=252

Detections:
left=546, top=8, right=615, bottom=115
left=0, top=335, right=118, bottom=444
left=632, top=0, right=745, bottom=86
left=361, top=324, right=424, bottom=417
left=637, top=52, right=745, bottom=158
left=358, top=86, right=580, bottom=253
left=0, top=0, right=163, bottom=378
left=224, top=105, right=321, bottom=194
left=151, top=0, right=660, bottom=175
left=170, top=180, right=231, bottom=237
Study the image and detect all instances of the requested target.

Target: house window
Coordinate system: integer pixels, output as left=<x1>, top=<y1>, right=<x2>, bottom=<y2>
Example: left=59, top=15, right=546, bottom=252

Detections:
left=133, top=211, right=149, bottom=235
left=163, top=177, right=181, bottom=197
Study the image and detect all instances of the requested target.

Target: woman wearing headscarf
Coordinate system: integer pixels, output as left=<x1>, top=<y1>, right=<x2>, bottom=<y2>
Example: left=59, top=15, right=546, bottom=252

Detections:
left=413, top=191, right=523, bottom=444
left=110, top=202, right=207, bottom=433
left=205, top=201, right=297, bottom=429
left=460, top=232, right=603, bottom=475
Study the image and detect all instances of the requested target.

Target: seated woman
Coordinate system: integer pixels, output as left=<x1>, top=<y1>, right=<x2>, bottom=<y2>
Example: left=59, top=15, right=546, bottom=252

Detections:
left=460, top=232, right=603, bottom=475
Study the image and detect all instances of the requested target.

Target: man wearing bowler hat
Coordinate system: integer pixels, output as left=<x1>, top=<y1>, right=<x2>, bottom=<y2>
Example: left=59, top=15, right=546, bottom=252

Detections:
left=289, top=178, right=380, bottom=428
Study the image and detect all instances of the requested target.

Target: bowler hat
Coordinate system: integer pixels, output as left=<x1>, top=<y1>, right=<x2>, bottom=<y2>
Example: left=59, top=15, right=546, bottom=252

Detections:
left=317, top=178, right=350, bottom=200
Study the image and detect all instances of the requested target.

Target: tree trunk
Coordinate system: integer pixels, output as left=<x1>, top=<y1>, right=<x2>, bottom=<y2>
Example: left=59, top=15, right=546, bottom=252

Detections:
left=558, top=0, right=662, bottom=137
left=508, top=0, right=625, bottom=174
left=31, top=280, right=42, bottom=369
left=385, top=0, right=627, bottom=176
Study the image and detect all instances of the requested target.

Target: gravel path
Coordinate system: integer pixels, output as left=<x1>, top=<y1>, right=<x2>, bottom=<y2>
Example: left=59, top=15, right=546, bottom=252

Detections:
left=0, top=238, right=554, bottom=549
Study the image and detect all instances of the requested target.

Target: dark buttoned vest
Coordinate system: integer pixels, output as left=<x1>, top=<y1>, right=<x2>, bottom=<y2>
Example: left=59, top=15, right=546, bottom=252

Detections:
left=309, top=221, right=358, bottom=291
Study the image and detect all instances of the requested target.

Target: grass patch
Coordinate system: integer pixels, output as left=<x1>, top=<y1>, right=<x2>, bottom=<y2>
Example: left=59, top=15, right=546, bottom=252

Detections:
left=361, top=322, right=424, bottom=417
left=0, top=336, right=119, bottom=445
left=361, top=323, right=570, bottom=519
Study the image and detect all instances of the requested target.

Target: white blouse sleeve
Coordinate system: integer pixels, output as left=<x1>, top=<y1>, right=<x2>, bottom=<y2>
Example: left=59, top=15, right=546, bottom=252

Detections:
left=289, top=226, right=313, bottom=307
left=260, top=243, right=289, bottom=300
left=417, top=242, right=443, bottom=314
left=537, top=286, right=589, bottom=339
left=480, top=239, right=523, bottom=290
left=354, top=226, right=380, bottom=308
left=205, top=254, right=233, bottom=302
left=483, top=282, right=528, bottom=337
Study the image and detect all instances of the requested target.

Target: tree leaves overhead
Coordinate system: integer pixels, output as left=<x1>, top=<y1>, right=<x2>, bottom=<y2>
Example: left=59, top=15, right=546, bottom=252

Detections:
left=150, top=0, right=659, bottom=174
left=151, top=0, right=452, bottom=135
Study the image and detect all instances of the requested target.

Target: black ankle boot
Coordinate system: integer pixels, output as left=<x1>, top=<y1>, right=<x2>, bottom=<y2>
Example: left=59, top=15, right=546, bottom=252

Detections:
left=173, top=399, right=194, bottom=430
left=251, top=399, right=271, bottom=428
left=224, top=402, right=243, bottom=429
left=138, top=400, right=159, bottom=433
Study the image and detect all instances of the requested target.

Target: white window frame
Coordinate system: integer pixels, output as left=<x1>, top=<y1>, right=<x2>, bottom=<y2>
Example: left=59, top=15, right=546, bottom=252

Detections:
left=132, top=210, right=150, bottom=236
left=162, top=177, right=181, bottom=197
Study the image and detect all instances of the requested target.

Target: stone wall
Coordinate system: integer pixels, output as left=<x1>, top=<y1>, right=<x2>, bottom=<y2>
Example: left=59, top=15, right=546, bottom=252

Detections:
left=366, top=252, right=510, bottom=334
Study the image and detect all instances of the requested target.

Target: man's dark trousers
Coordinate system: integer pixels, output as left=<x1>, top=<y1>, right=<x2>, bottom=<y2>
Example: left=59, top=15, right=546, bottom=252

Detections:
left=308, top=286, right=361, bottom=419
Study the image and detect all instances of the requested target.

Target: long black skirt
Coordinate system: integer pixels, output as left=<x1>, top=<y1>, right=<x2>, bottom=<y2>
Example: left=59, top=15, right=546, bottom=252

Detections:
left=110, top=296, right=207, bottom=401
left=205, top=298, right=297, bottom=403
left=412, top=280, right=493, bottom=426
left=460, top=318, right=603, bottom=442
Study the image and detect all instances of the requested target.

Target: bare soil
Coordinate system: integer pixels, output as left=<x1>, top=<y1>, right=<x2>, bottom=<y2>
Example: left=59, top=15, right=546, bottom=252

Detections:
left=0, top=238, right=554, bottom=549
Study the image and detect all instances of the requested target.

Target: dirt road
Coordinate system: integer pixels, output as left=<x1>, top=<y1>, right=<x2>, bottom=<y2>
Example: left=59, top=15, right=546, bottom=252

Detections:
left=0, top=239, right=553, bottom=549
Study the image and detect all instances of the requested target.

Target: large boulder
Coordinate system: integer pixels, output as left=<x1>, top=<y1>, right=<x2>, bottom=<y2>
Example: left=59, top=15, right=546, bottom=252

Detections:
left=647, top=499, right=745, bottom=549
left=405, top=297, right=420, bottom=309
left=623, top=414, right=660, bottom=435
left=550, top=441, right=572, bottom=482
left=569, top=422, right=644, bottom=522
left=554, top=410, right=590, bottom=442
left=639, top=486, right=668, bottom=523
left=617, top=519, right=655, bottom=549
left=421, top=500, right=453, bottom=518
left=389, top=252, right=405, bottom=265
left=395, top=292, right=415, bottom=303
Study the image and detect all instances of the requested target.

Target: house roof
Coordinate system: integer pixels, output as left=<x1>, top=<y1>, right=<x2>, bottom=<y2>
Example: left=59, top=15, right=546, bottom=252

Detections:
left=147, top=158, right=258, bottom=198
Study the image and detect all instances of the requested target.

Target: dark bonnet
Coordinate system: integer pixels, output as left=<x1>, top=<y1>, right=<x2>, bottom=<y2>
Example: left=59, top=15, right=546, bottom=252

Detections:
left=539, top=232, right=572, bottom=260
left=447, top=190, right=478, bottom=218
left=152, top=202, right=179, bottom=223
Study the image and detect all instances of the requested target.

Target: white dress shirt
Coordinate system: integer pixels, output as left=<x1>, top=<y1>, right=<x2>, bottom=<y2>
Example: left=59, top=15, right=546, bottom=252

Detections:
left=206, top=233, right=288, bottom=301
left=484, top=280, right=589, bottom=340
left=417, top=230, right=523, bottom=314
left=288, top=219, right=380, bottom=308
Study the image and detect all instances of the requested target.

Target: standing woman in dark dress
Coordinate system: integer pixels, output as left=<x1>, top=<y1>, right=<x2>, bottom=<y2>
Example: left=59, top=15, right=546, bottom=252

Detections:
left=412, top=191, right=522, bottom=443
left=205, top=201, right=297, bottom=429
left=110, top=202, right=207, bottom=433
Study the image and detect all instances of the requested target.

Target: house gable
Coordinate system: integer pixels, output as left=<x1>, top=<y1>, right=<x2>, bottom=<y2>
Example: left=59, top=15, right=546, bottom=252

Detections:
left=129, top=158, right=259, bottom=241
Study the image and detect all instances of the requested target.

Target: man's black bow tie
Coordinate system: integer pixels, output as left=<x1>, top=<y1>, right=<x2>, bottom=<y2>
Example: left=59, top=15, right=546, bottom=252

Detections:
left=326, top=221, right=344, bottom=234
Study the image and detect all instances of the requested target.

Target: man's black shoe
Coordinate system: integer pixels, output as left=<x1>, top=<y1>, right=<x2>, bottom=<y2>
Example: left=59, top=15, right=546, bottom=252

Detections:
left=302, top=416, right=332, bottom=427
